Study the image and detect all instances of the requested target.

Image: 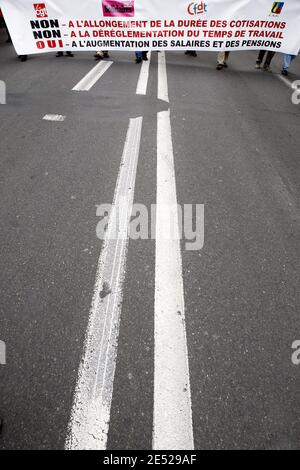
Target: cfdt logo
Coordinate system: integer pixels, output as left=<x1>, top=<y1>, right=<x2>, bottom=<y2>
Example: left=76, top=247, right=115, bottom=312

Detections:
left=270, top=2, right=284, bottom=15
left=188, top=1, right=208, bottom=15
left=33, top=3, right=48, bottom=18
left=102, top=0, right=135, bottom=17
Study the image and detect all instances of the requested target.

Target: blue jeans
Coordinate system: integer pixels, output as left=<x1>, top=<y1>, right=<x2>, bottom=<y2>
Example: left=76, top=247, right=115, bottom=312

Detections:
left=282, top=54, right=296, bottom=71
left=135, top=52, right=143, bottom=60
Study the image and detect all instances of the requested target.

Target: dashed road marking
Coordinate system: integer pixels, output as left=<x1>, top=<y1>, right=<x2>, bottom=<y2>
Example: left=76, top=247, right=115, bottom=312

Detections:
left=157, top=52, right=169, bottom=103
left=136, top=52, right=152, bottom=95
left=43, top=114, right=66, bottom=122
left=72, top=61, right=113, bottom=91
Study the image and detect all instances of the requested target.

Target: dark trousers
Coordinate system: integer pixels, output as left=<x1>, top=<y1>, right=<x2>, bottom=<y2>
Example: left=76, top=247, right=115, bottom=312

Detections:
left=257, top=50, right=276, bottom=67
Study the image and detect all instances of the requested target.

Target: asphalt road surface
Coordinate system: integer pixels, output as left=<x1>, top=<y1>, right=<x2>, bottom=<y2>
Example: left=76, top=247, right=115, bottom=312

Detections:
left=0, top=35, right=299, bottom=450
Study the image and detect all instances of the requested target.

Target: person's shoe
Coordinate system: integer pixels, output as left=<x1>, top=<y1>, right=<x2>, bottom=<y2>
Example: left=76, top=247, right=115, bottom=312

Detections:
left=281, top=69, right=288, bottom=76
left=136, top=57, right=142, bottom=64
left=56, top=52, right=63, bottom=57
left=142, top=52, right=148, bottom=61
left=223, top=62, right=228, bottom=68
left=263, top=65, right=271, bottom=72
left=94, top=53, right=102, bottom=60
left=216, top=64, right=223, bottom=70
left=103, top=51, right=110, bottom=58
left=6, top=37, right=12, bottom=44
left=190, top=51, right=197, bottom=57
left=19, top=55, right=28, bottom=62
left=185, top=51, right=191, bottom=55
left=255, top=61, right=261, bottom=69
left=66, top=51, right=74, bottom=57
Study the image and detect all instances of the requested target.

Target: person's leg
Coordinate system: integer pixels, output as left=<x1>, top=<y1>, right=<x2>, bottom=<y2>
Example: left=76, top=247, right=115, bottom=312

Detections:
left=217, top=51, right=226, bottom=70
left=56, top=51, right=63, bottom=57
left=282, top=54, right=292, bottom=72
left=135, top=51, right=143, bottom=63
left=263, top=51, right=276, bottom=70
left=256, top=50, right=266, bottom=68
left=102, top=51, right=110, bottom=58
left=66, top=51, right=74, bottom=57
left=282, top=54, right=296, bottom=75
left=142, top=51, right=148, bottom=61
left=223, top=51, right=230, bottom=67
left=217, top=51, right=226, bottom=65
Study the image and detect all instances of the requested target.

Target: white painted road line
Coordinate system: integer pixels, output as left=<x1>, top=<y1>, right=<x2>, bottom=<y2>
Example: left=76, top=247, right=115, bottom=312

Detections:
left=43, top=114, right=66, bottom=122
left=136, top=52, right=152, bottom=95
left=66, top=116, right=143, bottom=450
left=153, top=109, right=194, bottom=451
left=72, top=61, right=113, bottom=91
left=157, top=52, right=169, bottom=103
left=276, top=73, right=298, bottom=90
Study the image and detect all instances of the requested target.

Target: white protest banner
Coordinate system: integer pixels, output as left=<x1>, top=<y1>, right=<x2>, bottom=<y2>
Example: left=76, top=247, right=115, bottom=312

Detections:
left=0, top=0, right=299, bottom=55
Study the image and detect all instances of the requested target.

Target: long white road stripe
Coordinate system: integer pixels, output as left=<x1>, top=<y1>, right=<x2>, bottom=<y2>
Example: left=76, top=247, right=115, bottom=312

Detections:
left=154, top=109, right=194, bottom=451
left=72, top=61, right=113, bottom=91
left=157, top=52, right=169, bottom=103
left=66, top=117, right=143, bottom=450
left=136, top=52, right=152, bottom=95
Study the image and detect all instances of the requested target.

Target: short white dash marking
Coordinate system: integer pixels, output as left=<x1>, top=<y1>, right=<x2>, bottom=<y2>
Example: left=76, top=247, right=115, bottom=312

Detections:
left=72, top=61, right=113, bottom=91
left=66, top=116, right=143, bottom=450
left=157, top=51, right=169, bottom=103
left=153, top=109, right=194, bottom=451
left=43, top=114, right=66, bottom=122
left=136, top=52, right=152, bottom=95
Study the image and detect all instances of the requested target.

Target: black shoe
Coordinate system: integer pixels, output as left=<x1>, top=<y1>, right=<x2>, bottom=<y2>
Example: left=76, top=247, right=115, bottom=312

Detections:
left=142, top=52, right=148, bottom=61
left=190, top=51, right=197, bottom=57
left=223, top=62, right=228, bottom=68
left=185, top=51, right=191, bottom=55
left=66, top=51, right=74, bottom=57
left=263, top=65, right=271, bottom=72
left=216, top=64, right=223, bottom=70
left=94, top=53, right=102, bottom=60
left=281, top=69, right=288, bottom=76
left=103, top=52, right=110, bottom=58
left=6, top=37, right=12, bottom=44
left=56, top=52, right=63, bottom=57
left=19, top=55, right=28, bottom=62
left=135, top=58, right=142, bottom=64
